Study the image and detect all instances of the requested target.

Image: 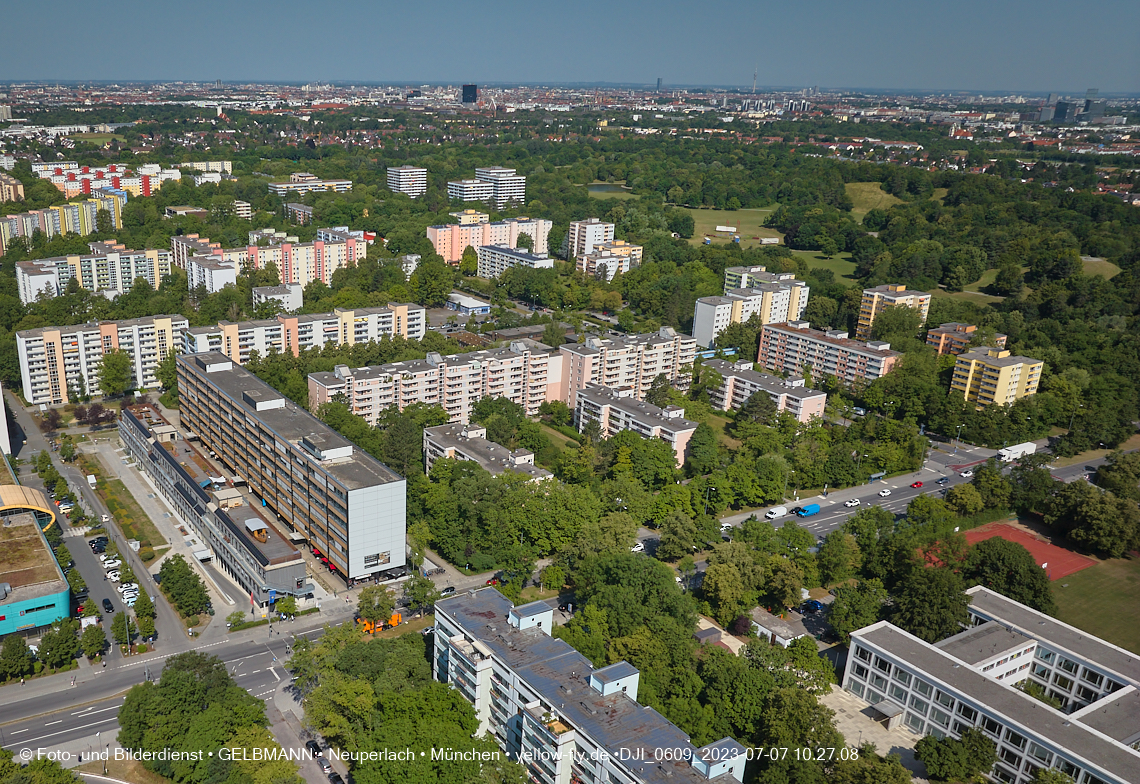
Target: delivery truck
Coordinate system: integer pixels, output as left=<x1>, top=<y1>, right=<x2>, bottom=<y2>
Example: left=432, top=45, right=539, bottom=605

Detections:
left=794, top=503, right=821, bottom=518
left=997, top=442, right=1037, bottom=462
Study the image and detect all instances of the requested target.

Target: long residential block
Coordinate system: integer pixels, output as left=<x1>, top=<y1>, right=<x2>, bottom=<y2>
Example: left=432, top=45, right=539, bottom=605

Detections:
left=182, top=304, right=426, bottom=363
left=758, top=321, right=901, bottom=385
left=926, top=322, right=1008, bottom=355
left=701, top=358, right=827, bottom=422
left=0, top=171, right=24, bottom=202
left=0, top=191, right=125, bottom=256
left=434, top=589, right=746, bottom=784
left=16, top=240, right=172, bottom=304
left=574, top=384, right=697, bottom=467
left=267, top=172, right=352, bottom=196
left=427, top=212, right=552, bottom=263
left=842, top=588, right=1140, bottom=784
left=17, top=315, right=186, bottom=405
left=559, top=327, right=698, bottom=408
left=476, top=245, right=554, bottom=279
left=308, top=340, right=561, bottom=425
left=119, top=405, right=313, bottom=605
left=177, top=353, right=407, bottom=583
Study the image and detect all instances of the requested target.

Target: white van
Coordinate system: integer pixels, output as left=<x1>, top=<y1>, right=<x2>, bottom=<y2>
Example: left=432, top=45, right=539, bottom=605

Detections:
left=765, top=506, right=788, bottom=520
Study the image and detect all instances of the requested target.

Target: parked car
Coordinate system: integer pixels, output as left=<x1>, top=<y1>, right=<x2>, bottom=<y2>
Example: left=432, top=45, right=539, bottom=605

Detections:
left=440, top=586, right=456, bottom=596
left=485, top=578, right=500, bottom=586
left=306, top=741, right=323, bottom=758
left=878, top=489, right=892, bottom=497
left=106, top=571, right=121, bottom=582
left=102, top=598, right=114, bottom=613
left=328, top=774, right=344, bottom=784
left=801, top=599, right=824, bottom=614
left=844, top=498, right=861, bottom=508
left=910, top=481, right=924, bottom=488
left=317, top=758, right=333, bottom=774
left=630, top=542, right=645, bottom=553
left=123, top=596, right=138, bottom=607
left=103, top=560, right=122, bottom=571
left=118, top=583, right=137, bottom=594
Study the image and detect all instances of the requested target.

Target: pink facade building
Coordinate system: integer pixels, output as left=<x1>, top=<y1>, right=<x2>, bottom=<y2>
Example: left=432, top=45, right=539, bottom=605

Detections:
left=426, top=212, right=551, bottom=263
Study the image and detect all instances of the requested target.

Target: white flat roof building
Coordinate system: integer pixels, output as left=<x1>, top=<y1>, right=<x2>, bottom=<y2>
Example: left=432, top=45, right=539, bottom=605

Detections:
left=693, top=273, right=810, bottom=348
left=701, top=358, right=827, bottom=422
left=574, top=384, right=697, bottom=468
left=568, top=218, right=615, bottom=258
left=423, top=422, right=552, bottom=481
left=386, top=164, right=428, bottom=199
left=252, top=282, right=303, bottom=313
left=476, top=244, right=553, bottom=279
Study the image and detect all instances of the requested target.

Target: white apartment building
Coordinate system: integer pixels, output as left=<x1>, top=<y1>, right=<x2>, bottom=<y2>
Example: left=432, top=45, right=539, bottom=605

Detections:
left=182, top=304, right=426, bottom=363
left=423, top=423, right=552, bottom=481
left=233, top=200, right=252, bottom=220
left=186, top=253, right=238, bottom=293
left=577, top=250, right=632, bottom=281
left=15, top=241, right=173, bottom=304
left=177, top=161, right=233, bottom=174
left=567, top=218, right=615, bottom=258
left=434, top=590, right=746, bottom=784
left=0, top=154, right=16, bottom=170
left=574, top=385, right=697, bottom=467
left=17, top=315, right=187, bottom=405
left=758, top=321, right=902, bottom=385
left=693, top=268, right=810, bottom=347
left=476, top=245, right=554, bottom=279
left=701, top=358, right=827, bottom=422
left=559, top=327, right=697, bottom=408
left=308, top=340, right=562, bottom=425
left=252, top=283, right=303, bottom=312
left=842, top=589, right=1140, bottom=784
left=192, top=171, right=223, bottom=186
left=267, top=176, right=352, bottom=196
left=386, top=165, right=428, bottom=199
left=474, top=166, right=526, bottom=209
left=447, top=179, right=495, bottom=204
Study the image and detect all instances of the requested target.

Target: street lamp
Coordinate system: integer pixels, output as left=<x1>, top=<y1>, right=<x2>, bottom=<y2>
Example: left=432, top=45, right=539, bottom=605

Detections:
left=703, top=485, right=716, bottom=515
left=1068, top=404, right=1083, bottom=432
left=954, top=424, right=966, bottom=453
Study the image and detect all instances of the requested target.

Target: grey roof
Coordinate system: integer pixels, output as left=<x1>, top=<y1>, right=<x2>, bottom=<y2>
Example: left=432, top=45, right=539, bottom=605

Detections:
left=577, top=386, right=698, bottom=432
left=425, top=423, right=552, bottom=480
left=701, top=359, right=825, bottom=402
left=855, top=622, right=1140, bottom=783
left=934, top=621, right=1033, bottom=665
left=1071, top=688, right=1140, bottom=746
left=956, top=347, right=1043, bottom=368
left=749, top=607, right=808, bottom=640
left=765, top=322, right=901, bottom=359
left=437, top=589, right=738, bottom=784
left=513, top=600, right=554, bottom=618
left=593, top=661, right=639, bottom=683
left=967, top=586, right=1140, bottom=686
left=18, top=314, right=188, bottom=340
left=183, top=353, right=403, bottom=490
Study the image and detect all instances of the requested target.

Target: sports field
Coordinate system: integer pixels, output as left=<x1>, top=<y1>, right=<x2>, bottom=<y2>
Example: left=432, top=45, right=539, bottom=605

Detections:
left=790, top=250, right=857, bottom=280
left=1082, top=257, right=1122, bottom=279
left=683, top=207, right=781, bottom=248
left=962, top=523, right=1096, bottom=580
left=67, top=133, right=126, bottom=144
left=1055, top=557, right=1140, bottom=654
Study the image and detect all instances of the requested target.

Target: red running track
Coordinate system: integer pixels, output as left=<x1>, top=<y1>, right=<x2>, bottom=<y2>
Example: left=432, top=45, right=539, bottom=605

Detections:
left=963, top=523, right=1096, bottom=581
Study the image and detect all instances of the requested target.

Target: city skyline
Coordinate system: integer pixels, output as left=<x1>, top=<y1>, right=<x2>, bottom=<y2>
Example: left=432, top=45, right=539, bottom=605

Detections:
left=1, top=0, right=1137, bottom=93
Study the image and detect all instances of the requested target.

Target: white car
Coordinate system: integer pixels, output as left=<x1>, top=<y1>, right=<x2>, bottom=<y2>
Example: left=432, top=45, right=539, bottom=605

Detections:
left=631, top=542, right=645, bottom=553
left=960, top=470, right=974, bottom=478
left=720, top=522, right=734, bottom=532
left=123, top=596, right=138, bottom=607
left=118, top=583, right=137, bottom=594
left=878, top=489, right=892, bottom=497
left=103, top=560, right=122, bottom=571
left=844, top=498, right=861, bottom=508
left=101, top=514, right=110, bottom=523
left=106, top=571, right=121, bottom=582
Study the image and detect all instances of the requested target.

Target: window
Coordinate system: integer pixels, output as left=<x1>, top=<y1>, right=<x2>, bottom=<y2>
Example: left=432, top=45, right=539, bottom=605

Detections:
left=935, top=690, right=954, bottom=709
left=893, top=668, right=911, bottom=686
left=867, top=691, right=882, bottom=705
left=1004, top=729, right=1027, bottom=750
left=889, top=684, right=907, bottom=703
left=853, top=663, right=869, bottom=679
left=1057, top=657, right=1078, bottom=674
left=930, top=708, right=951, bottom=728
left=871, top=674, right=888, bottom=691
left=982, top=716, right=1003, bottom=737
left=998, top=748, right=1022, bottom=768
left=849, top=682, right=865, bottom=699
left=992, top=766, right=1016, bottom=783
left=956, top=704, right=978, bottom=722
left=1077, top=686, right=1097, bottom=702
left=1057, top=760, right=1079, bottom=777
left=1083, top=774, right=1109, bottom=784
left=874, top=655, right=891, bottom=673
left=1053, top=673, right=1074, bottom=690
left=1032, top=663, right=1050, bottom=678
left=1027, top=743, right=1052, bottom=765
left=953, top=720, right=973, bottom=735
left=1080, top=669, right=1104, bottom=687
left=914, top=679, right=933, bottom=697
left=908, top=696, right=929, bottom=715
left=904, top=712, right=924, bottom=733
left=1035, top=649, right=1056, bottom=664
left=928, top=727, right=946, bottom=740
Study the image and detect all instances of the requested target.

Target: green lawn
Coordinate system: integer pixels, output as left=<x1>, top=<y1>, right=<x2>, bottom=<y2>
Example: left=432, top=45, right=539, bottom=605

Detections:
left=67, top=133, right=126, bottom=144
left=706, top=413, right=742, bottom=450
left=931, top=288, right=1005, bottom=305
left=790, top=250, right=857, bottom=280
left=1082, top=257, right=1122, bottom=279
left=682, top=207, right=781, bottom=248
left=1055, top=557, right=1140, bottom=654
left=845, top=182, right=903, bottom=223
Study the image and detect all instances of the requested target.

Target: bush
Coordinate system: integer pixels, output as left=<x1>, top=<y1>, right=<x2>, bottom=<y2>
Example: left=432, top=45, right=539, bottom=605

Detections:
left=140, top=549, right=156, bottom=562
left=137, top=644, right=148, bottom=653
left=184, top=615, right=200, bottom=627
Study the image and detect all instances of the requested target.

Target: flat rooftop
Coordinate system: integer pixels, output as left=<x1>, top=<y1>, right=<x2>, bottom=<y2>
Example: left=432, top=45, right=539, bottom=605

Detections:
left=766, top=322, right=901, bottom=359
left=577, top=386, right=697, bottom=432
left=437, top=590, right=740, bottom=784
left=1071, top=688, right=1140, bottom=746
left=934, top=621, right=1033, bottom=665
left=0, top=486, right=66, bottom=604
left=856, top=622, right=1140, bottom=783
left=425, top=423, right=552, bottom=481
left=967, top=586, right=1140, bottom=686
left=184, top=354, right=403, bottom=490
left=701, top=359, right=824, bottom=400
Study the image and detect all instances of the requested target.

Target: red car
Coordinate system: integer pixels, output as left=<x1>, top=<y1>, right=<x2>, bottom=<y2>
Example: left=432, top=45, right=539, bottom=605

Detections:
left=486, top=578, right=500, bottom=586
left=910, top=481, right=924, bottom=488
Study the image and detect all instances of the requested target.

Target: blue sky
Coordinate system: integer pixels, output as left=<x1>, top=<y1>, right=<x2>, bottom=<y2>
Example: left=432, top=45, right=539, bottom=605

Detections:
left=2, top=0, right=1137, bottom=93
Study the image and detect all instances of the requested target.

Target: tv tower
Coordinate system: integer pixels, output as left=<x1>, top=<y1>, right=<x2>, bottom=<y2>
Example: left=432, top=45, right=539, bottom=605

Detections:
left=752, top=65, right=757, bottom=94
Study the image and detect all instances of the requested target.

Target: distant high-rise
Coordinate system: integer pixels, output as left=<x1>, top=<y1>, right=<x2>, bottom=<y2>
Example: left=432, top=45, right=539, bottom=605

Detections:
left=1046, top=93, right=1058, bottom=105
left=656, top=78, right=662, bottom=91
left=462, top=84, right=478, bottom=103
left=1053, top=101, right=1079, bottom=123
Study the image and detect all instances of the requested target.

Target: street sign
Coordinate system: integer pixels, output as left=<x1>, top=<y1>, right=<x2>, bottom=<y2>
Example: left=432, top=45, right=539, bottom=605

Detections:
left=269, top=589, right=277, bottom=604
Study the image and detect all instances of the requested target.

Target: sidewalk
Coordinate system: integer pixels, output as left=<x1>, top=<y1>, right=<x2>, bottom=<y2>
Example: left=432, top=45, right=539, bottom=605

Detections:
left=820, top=688, right=929, bottom=781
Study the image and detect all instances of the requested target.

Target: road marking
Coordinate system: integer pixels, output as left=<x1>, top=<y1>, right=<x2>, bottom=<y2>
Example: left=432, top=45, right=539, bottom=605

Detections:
left=269, top=667, right=280, bottom=682
left=44, top=720, right=62, bottom=726
left=9, top=729, right=28, bottom=734
left=251, top=669, right=261, bottom=674
left=6, top=717, right=118, bottom=747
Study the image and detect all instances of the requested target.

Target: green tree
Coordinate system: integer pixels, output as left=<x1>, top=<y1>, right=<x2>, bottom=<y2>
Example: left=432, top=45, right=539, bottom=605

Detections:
left=817, top=531, right=862, bottom=585
left=991, top=263, right=1024, bottom=296
left=644, top=373, right=673, bottom=408
left=964, top=538, right=1056, bottom=614
left=946, top=483, right=985, bottom=516
left=541, top=319, right=565, bottom=347
left=154, top=349, right=179, bottom=393
left=410, top=258, right=455, bottom=308
left=553, top=604, right=610, bottom=666
left=832, top=744, right=912, bottom=784
left=702, top=563, right=745, bottom=627
left=357, top=585, right=396, bottom=632
left=403, top=573, right=441, bottom=616
left=685, top=422, right=721, bottom=477
left=98, top=348, right=133, bottom=397
left=38, top=617, right=80, bottom=669
left=765, top=556, right=805, bottom=610
left=656, top=509, right=698, bottom=561
left=829, top=579, right=889, bottom=644
left=81, top=623, right=107, bottom=659
left=458, top=245, right=478, bottom=276
left=1030, top=769, right=1076, bottom=784
left=111, top=611, right=131, bottom=645
left=819, top=236, right=839, bottom=259
left=870, top=305, right=923, bottom=344
left=274, top=595, right=297, bottom=616
left=914, top=727, right=996, bottom=782
left=515, top=232, right=534, bottom=251
left=892, top=567, right=969, bottom=643
left=0, top=634, right=34, bottom=680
